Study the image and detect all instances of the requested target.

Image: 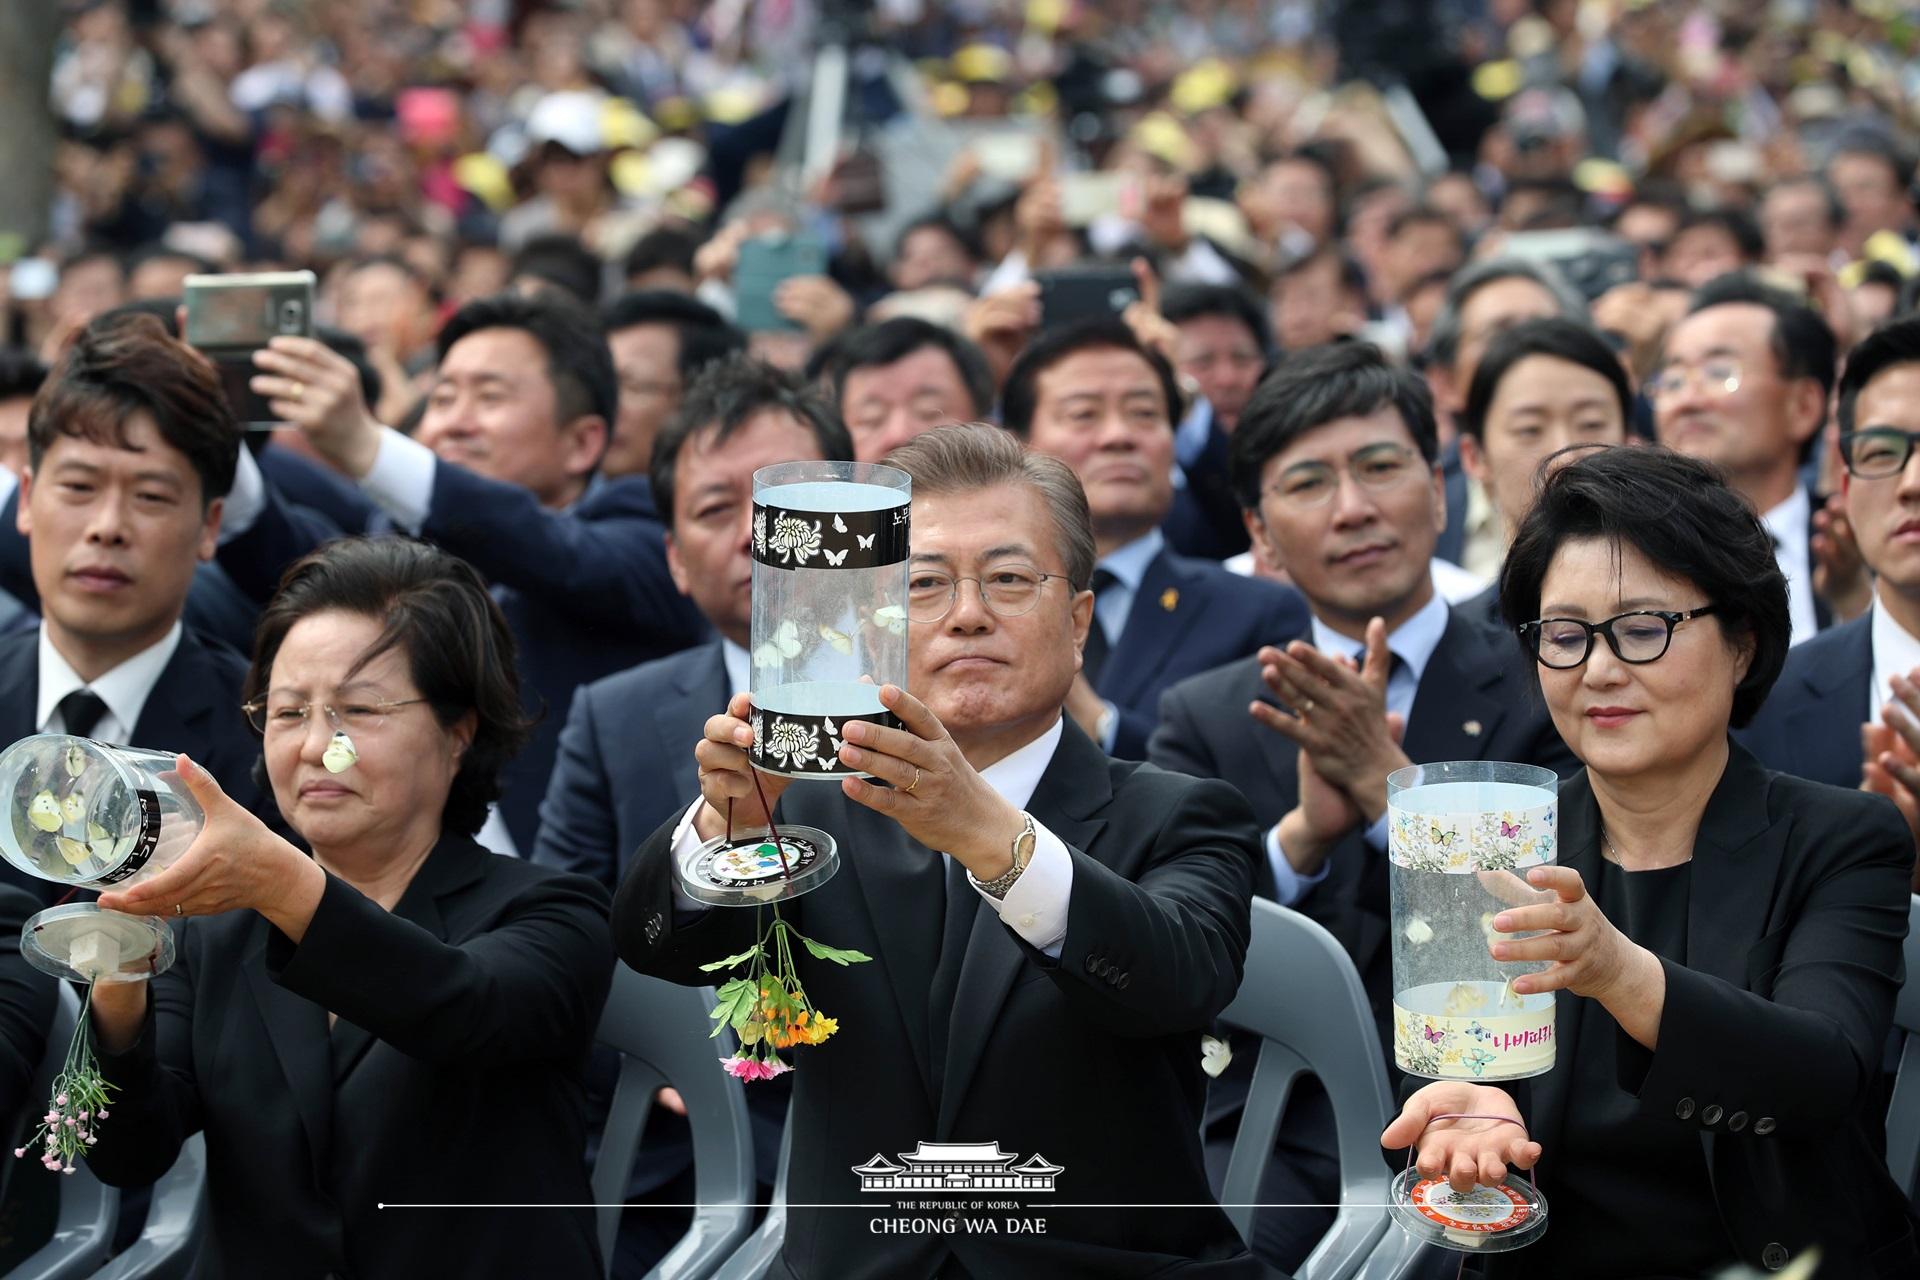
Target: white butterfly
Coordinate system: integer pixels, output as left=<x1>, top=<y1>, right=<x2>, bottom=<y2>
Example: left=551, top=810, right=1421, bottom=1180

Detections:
left=1200, top=1034, right=1232, bottom=1078
left=824, top=548, right=848, bottom=566
left=872, top=605, right=907, bottom=636
left=752, top=620, right=804, bottom=669
left=833, top=514, right=848, bottom=533
left=818, top=624, right=853, bottom=655
left=857, top=532, right=875, bottom=549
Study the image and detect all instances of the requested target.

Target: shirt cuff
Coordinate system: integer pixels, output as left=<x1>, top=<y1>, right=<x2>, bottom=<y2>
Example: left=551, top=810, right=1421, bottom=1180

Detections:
left=217, top=447, right=267, bottom=542
left=1363, top=811, right=1389, bottom=851
left=358, top=426, right=436, bottom=533
left=1174, top=398, right=1213, bottom=470
left=1267, top=822, right=1332, bottom=907
left=667, top=796, right=715, bottom=921
left=1096, top=700, right=1121, bottom=753
left=973, top=817, right=1071, bottom=958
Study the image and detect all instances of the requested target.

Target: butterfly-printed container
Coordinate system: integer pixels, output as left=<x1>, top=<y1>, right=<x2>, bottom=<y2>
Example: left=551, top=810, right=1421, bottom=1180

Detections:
left=749, top=461, right=910, bottom=778
left=0, top=734, right=206, bottom=982
left=1387, top=760, right=1558, bottom=1082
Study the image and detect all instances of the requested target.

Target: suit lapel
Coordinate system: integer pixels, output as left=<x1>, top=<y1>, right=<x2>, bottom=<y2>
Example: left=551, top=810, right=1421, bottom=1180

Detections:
left=1682, top=745, right=1782, bottom=990
left=1402, top=612, right=1512, bottom=764
left=660, top=645, right=729, bottom=806
left=835, top=792, right=943, bottom=1097
left=936, top=722, right=1110, bottom=1137
left=329, top=836, right=486, bottom=1083
left=0, top=630, right=39, bottom=733
left=1530, top=769, right=1599, bottom=1164
left=1101, top=552, right=1205, bottom=709
left=243, top=921, right=334, bottom=1183
left=129, top=631, right=217, bottom=747
left=1785, top=619, right=1871, bottom=780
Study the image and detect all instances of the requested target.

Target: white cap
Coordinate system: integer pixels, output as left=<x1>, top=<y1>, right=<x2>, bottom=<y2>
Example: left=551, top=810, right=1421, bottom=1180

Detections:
left=526, top=91, right=606, bottom=156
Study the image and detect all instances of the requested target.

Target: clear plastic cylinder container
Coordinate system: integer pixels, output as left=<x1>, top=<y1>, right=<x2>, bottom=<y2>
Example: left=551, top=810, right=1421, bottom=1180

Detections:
left=1388, top=760, right=1559, bottom=1082
left=0, top=735, right=205, bottom=981
left=749, top=460, right=910, bottom=779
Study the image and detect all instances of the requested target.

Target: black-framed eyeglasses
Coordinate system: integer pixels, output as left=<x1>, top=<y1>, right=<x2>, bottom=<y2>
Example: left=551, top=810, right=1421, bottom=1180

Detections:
left=1517, top=606, right=1718, bottom=670
left=242, top=698, right=429, bottom=736
left=1838, top=427, right=1920, bottom=479
left=906, top=564, right=1074, bottom=623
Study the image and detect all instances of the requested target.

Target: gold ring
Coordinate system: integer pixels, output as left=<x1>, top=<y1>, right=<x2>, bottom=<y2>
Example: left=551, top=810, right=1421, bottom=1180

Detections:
left=903, top=767, right=921, bottom=796
left=1301, top=699, right=1315, bottom=714
left=173, top=903, right=183, bottom=917
left=289, top=380, right=305, bottom=402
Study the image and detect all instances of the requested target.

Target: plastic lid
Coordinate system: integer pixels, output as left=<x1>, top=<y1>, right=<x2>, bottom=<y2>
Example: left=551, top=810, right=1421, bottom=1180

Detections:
left=20, top=903, right=175, bottom=984
left=678, top=825, right=840, bottom=907
left=1389, top=1166, right=1548, bottom=1253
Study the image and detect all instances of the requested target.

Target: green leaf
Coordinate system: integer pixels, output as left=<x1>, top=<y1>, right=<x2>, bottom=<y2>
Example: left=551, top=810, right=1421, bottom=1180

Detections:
left=699, top=945, right=765, bottom=973
left=707, top=978, right=756, bottom=1037
left=801, top=936, right=874, bottom=966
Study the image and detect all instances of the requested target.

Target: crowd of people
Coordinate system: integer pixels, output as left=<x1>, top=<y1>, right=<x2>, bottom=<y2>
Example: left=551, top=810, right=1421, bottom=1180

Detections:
left=1, top=0, right=1920, bottom=1277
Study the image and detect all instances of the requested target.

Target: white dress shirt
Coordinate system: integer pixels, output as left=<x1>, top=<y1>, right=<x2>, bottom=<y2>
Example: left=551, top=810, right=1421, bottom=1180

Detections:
left=36, top=621, right=184, bottom=745
left=1762, top=485, right=1818, bottom=647
left=668, top=717, right=1076, bottom=957
left=1267, top=591, right=1451, bottom=906
left=1869, top=592, right=1920, bottom=724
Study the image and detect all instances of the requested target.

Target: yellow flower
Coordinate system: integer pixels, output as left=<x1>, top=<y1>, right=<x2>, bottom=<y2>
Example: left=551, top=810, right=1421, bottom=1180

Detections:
left=805, top=1016, right=839, bottom=1045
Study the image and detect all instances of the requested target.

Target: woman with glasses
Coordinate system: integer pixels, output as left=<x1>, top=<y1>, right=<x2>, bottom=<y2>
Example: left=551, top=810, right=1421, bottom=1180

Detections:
left=1382, top=445, right=1918, bottom=1278
left=81, top=537, right=613, bottom=1279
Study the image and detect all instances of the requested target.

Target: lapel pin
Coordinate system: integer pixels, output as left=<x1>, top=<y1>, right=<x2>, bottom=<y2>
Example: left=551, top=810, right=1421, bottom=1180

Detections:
left=1463, top=720, right=1483, bottom=737
left=1160, top=587, right=1179, bottom=612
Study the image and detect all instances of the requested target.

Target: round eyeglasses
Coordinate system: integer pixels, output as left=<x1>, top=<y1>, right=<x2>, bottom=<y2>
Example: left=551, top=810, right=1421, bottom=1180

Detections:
left=906, top=564, right=1074, bottom=623
left=1263, top=442, right=1423, bottom=510
left=1646, top=358, right=1741, bottom=400
left=243, top=698, right=428, bottom=735
left=1838, top=427, right=1920, bottom=479
left=1517, top=606, right=1718, bottom=670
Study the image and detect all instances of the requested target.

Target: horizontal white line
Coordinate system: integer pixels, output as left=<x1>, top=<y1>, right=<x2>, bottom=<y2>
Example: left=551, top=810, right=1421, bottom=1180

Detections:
left=377, top=1203, right=1408, bottom=1210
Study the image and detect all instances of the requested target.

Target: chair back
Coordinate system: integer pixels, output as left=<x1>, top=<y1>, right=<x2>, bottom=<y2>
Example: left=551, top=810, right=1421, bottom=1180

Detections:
left=89, top=1134, right=207, bottom=1280
left=710, top=1100, right=792, bottom=1280
left=1886, top=895, right=1920, bottom=1196
left=1216, top=899, right=1396, bottom=1280
left=10, top=983, right=118, bottom=1280
left=593, top=964, right=755, bottom=1280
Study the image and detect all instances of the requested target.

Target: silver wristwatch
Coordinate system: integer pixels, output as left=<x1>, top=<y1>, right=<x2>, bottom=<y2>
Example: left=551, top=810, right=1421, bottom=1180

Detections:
left=971, top=812, right=1037, bottom=900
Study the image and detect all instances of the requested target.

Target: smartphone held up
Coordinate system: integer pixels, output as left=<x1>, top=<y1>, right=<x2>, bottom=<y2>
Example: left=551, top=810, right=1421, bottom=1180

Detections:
left=182, top=271, right=316, bottom=429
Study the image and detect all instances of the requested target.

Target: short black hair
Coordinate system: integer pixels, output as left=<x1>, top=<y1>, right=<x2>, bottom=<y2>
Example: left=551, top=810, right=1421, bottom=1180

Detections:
left=1387, top=203, right=1464, bottom=247
left=508, top=233, right=603, bottom=306
left=895, top=213, right=982, bottom=267
left=1498, top=445, right=1788, bottom=729
left=1685, top=272, right=1837, bottom=423
left=1428, top=258, right=1586, bottom=373
left=648, top=354, right=854, bottom=524
left=1460, top=317, right=1633, bottom=444
left=1828, top=128, right=1916, bottom=191
left=623, top=227, right=701, bottom=282
left=999, top=318, right=1183, bottom=437
left=436, top=291, right=618, bottom=430
left=31, top=311, right=239, bottom=505
left=1838, top=315, right=1920, bottom=434
left=601, top=289, right=747, bottom=384
left=1674, top=208, right=1765, bottom=263
left=820, top=318, right=994, bottom=415
left=1229, top=342, right=1438, bottom=509
left=1765, top=175, right=1847, bottom=231
left=244, top=537, right=531, bottom=839
left=0, top=347, right=48, bottom=401
left=1160, top=282, right=1273, bottom=354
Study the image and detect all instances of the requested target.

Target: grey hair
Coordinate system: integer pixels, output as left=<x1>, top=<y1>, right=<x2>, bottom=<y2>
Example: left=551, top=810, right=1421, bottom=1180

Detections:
left=1427, top=257, right=1587, bottom=373
left=887, top=423, right=1097, bottom=592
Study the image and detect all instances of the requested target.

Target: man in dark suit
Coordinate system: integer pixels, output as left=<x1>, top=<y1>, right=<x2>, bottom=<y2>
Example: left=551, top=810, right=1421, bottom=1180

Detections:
left=816, top=316, right=995, bottom=463
left=0, top=313, right=266, bottom=905
left=1653, top=274, right=1860, bottom=644
left=210, top=292, right=709, bottom=850
left=534, top=357, right=849, bottom=1272
left=1148, top=342, right=1575, bottom=1272
left=1743, top=318, right=1920, bottom=863
left=615, top=424, right=1273, bottom=1279
left=1001, top=319, right=1306, bottom=759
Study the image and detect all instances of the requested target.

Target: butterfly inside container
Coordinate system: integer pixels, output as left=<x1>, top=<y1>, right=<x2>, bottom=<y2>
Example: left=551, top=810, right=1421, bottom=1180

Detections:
left=753, top=620, right=804, bottom=670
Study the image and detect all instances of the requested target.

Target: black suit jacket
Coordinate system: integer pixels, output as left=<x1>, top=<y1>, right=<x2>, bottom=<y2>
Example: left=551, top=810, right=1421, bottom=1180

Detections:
left=87, top=835, right=615, bottom=1280
left=1737, top=612, right=1871, bottom=788
left=1099, top=548, right=1307, bottom=760
left=216, top=467, right=709, bottom=850
left=1162, top=404, right=1250, bottom=562
left=0, top=882, right=53, bottom=1127
left=1492, top=745, right=1918, bottom=1278
left=0, top=624, right=268, bottom=905
left=1149, top=604, right=1577, bottom=1032
left=614, top=721, right=1276, bottom=1280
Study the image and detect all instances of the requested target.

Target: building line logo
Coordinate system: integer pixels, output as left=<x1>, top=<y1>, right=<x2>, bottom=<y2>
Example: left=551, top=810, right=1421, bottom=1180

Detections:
left=852, top=1141, right=1064, bottom=1193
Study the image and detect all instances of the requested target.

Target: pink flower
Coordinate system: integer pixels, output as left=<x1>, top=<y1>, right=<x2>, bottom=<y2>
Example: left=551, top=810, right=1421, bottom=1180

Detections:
left=96, top=1109, right=108, bottom=1119
left=718, top=1054, right=793, bottom=1082
left=54, top=1094, right=67, bottom=1106
left=77, top=1111, right=88, bottom=1121
left=12, top=1147, right=23, bottom=1158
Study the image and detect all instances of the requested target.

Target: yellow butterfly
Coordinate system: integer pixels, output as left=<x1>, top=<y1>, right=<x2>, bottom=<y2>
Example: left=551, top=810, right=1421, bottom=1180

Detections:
left=818, top=624, right=853, bottom=656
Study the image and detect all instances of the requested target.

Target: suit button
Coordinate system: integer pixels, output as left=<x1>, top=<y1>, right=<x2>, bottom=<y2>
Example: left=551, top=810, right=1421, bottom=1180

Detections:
left=1018, top=914, right=1037, bottom=929
left=1761, top=1242, right=1790, bottom=1270
left=1753, top=1116, right=1776, bottom=1136
left=1727, top=1110, right=1748, bottom=1132
left=1675, top=1097, right=1695, bottom=1120
left=1701, top=1104, right=1723, bottom=1127
left=1117, top=972, right=1130, bottom=989
left=1086, top=953, right=1101, bottom=973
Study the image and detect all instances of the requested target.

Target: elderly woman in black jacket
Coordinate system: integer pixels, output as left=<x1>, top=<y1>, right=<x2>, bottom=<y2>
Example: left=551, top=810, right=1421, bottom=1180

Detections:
left=1384, top=446, right=1919, bottom=1278
left=84, top=538, right=612, bottom=1279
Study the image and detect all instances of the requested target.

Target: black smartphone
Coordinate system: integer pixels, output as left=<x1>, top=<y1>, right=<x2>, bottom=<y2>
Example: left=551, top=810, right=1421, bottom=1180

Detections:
left=1035, top=267, right=1141, bottom=330
left=182, top=271, right=316, bottom=428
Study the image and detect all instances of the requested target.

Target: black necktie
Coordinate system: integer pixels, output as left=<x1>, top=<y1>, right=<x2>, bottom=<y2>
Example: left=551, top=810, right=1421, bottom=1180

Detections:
left=1082, top=568, right=1119, bottom=687
left=57, top=689, right=108, bottom=739
left=928, top=856, right=976, bottom=1097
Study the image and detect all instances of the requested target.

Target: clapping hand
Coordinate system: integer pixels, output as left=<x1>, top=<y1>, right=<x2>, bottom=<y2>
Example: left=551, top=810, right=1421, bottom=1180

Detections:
left=1250, top=617, right=1409, bottom=821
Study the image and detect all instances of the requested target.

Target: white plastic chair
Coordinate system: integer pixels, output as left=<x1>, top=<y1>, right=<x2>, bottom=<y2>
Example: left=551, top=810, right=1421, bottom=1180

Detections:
left=88, top=1133, right=206, bottom=1280
left=593, top=964, right=756, bottom=1280
left=708, top=1101, right=792, bottom=1280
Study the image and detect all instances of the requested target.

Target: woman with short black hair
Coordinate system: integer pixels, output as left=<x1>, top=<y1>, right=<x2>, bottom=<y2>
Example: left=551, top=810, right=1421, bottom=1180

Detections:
left=82, top=537, right=612, bottom=1279
left=1384, top=445, right=1918, bottom=1278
